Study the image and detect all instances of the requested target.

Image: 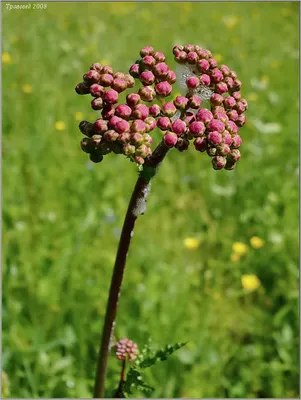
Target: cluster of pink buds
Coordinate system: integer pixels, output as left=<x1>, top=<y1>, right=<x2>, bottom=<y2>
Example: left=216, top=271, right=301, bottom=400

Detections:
left=170, top=44, right=247, bottom=170
left=75, top=45, right=247, bottom=170
left=115, top=338, right=139, bottom=362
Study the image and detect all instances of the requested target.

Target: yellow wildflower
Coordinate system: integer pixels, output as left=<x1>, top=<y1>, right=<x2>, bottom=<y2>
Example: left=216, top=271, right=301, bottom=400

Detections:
left=55, top=121, right=66, bottom=131
left=22, top=84, right=32, bottom=94
left=232, top=242, right=248, bottom=256
left=231, top=253, right=240, bottom=262
left=241, top=274, right=261, bottom=291
left=74, top=111, right=84, bottom=121
left=223, top=16, right=240, bottom=30
left=250, top=236, right=265, bottom=249
left=2, top=52, right=12, bottom=64
left=184, top=237, right=201, bottom=250
left=248, top=92, right=258, bottom=102
left=214, top=54, right=223, bottom=63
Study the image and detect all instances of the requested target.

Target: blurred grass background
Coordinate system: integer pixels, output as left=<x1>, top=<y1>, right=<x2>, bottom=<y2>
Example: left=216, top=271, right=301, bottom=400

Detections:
left=2, top=1, right=299, bottom=398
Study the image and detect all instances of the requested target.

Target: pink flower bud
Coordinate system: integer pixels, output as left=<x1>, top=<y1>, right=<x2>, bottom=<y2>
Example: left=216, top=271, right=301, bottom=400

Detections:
left=114, top=72, right=125, bottom=80
left=131, top=104, right=149, bottom=120
left=224, top=77, right=235, bottom=90
left=215, top=82, right=228, bottom=94
left=220, top=64, right=231, bottom=77
left=225, top=160, right=236, bottom=170
left=129, top=64, right=140, bottom=78
left=171, top=119, right=187, bottom=136
left=184, top=44, right=195, bottom=53
left=154, top=51, right=166, bottom=62
left=131, top=119, right=146, bottom=134
left=135, top=144, right=150, bottom=158
left=222, top=132, right=233, bottom=146
left=228, top=149, right=241, bottom=162
left=211, top=68, right=223, bottom=83
left=208, top=119, right=225, bottom=133
left=166, top=70, right=177, bottom=84
left=115, top=104, right=132, bottom=120
left=175, top=51, right=187, bottom=63
left=232, top=79, right=242, bottom=91
left=231, top=135, right=242, bottom=148
left=102, top=104, right=115, bottom=119
left=155, top=81, right=172, bottom=97
left=153, top=62, right=169, bottom=79
left=108, top=116, right=122, bottom=129
left=112, top=78, right=127, bottom=93
left=173, top=45, right=184, bottom=55
left=91, top=134, right=102, bottom=147
left=131, top=132, right=144, bottom=145
left=198, top=59, right=210, bottom=73
left=140, top=71, right=155, bottom=85
left=135, top=156, right=145, bottom=165
left=157, top=116, right=171, bottom=131
left=149, top=104, right=161, bottom=117
left=232, top=91, right=242, bottom=101
left=188, top=95, right=201, bottom=109
left=236, top=114, right=246, bottom=127
left=224, top=96, right=236, bottom=109
left=217, top=143, right=231, bottom=156
left=124, top=74, right=135, bottom=88
left=187, top=51, right=199, bottom=64
left=186, top=76, right=200, bottom=89
left=118, top=132, right=130, bottom=143
left=104, top=89, right=119, bottom=104
left=126, top=93, right=140, bottom=107
left=208, top=58, right=217, bottom=68
left=215, top=111, right=229, bottom=123
left=102, top=66, right=113, bottom=75
left=174, top=96, right=189, bottom=110
left=235, top=101, right=247, bottom=114
left=196, top=108, right=213, bottom=124
left=200, top=74, right=211, bottom=86
left=94, top=119, right=108, bottom=134
left=162, top=102, right=177, bottom=117
left=91, top=96, right=104, bottom=110
left=123, top=143, right=136, bottom=156
left=143, top=133, right=153, bottom=145
left=230, top=70, right=238, bottom=79
left=144, top=117, right=157, bottom=132
left=138, top=86, right=156, bottom=102
left=104, top=129, right=119, bottom=141
left=99, top=73, right=114, bottom=87
left=90, top=84, right=104, bottom=97
left=194, top=136, right=208, bottom=152
left=226, top=120, right=238, bottom=134
left=90, top=62, right=103, bottom=73
left=208, top=131, right=223, bottom=145
left=116, top=119, right=130, bottom=134
left=142, top=55, right=156, bottom=68
left=84, top=70, right=101, bottom=84
left=164, top=131, right=178, bottom=148
left=140, top=46, right=154, bottom=57
left=198, top=49, right=210, bottom=59
left=227, top=110, right=239, bottom=121
left=212, top=156, right=227, bottom=170
left=189, top=121, right=205, bottom=137
left=210, top=93, right=224, bottom=106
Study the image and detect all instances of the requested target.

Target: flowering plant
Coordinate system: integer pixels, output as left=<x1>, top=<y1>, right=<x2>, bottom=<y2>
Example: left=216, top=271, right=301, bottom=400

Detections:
left=75, top=44, right=247, bottom=398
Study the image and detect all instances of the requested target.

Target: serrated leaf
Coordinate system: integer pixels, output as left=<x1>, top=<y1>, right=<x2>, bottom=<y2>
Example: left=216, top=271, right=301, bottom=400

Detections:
left=138, top=342, right=187, bottom=369
left=122, top=368, right=154, bottom=396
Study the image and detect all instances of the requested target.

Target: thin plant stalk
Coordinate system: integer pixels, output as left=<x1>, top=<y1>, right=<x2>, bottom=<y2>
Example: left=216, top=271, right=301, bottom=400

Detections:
left=93, top=142, right=169, bottom=398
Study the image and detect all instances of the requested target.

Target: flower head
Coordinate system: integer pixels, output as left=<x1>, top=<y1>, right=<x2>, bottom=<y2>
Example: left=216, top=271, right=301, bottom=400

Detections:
left=250, top=236, right=265, bottom=249
left=116, top=338, right=139, bottom=362
left=241, top=274, right=261, bottom=292
left=232, top=241, right=248, bottom=256
left=184, top=237, right=200, bottom=250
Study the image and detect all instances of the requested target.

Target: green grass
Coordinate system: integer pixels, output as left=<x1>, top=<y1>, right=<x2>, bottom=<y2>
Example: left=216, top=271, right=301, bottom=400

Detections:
left=2, top=1, right=299, bottom=398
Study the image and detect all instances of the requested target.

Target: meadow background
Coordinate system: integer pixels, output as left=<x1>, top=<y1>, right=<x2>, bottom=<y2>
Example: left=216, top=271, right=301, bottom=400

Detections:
left=2, top=1, right=299, bottom=398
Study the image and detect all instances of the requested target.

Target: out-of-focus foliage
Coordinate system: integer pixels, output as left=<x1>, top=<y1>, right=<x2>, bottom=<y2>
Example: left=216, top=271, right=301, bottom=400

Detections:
left=2, top=2, right=299, bottom=398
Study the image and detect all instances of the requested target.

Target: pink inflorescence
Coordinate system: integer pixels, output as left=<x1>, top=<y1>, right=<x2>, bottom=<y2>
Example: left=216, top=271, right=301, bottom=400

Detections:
left=115, top=338, right=139, bottom=362
left=75, top=44, right=247, bottom=170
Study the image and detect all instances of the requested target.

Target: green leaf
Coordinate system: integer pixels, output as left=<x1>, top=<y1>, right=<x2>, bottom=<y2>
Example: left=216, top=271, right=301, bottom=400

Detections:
left=122, top=368, right=154, bottom=396
left=137, top=342, right=187, bottom=369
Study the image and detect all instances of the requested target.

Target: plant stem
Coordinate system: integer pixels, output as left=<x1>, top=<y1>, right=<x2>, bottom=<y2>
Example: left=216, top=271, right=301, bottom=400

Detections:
left=93, top=141, right=169, bottom=398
